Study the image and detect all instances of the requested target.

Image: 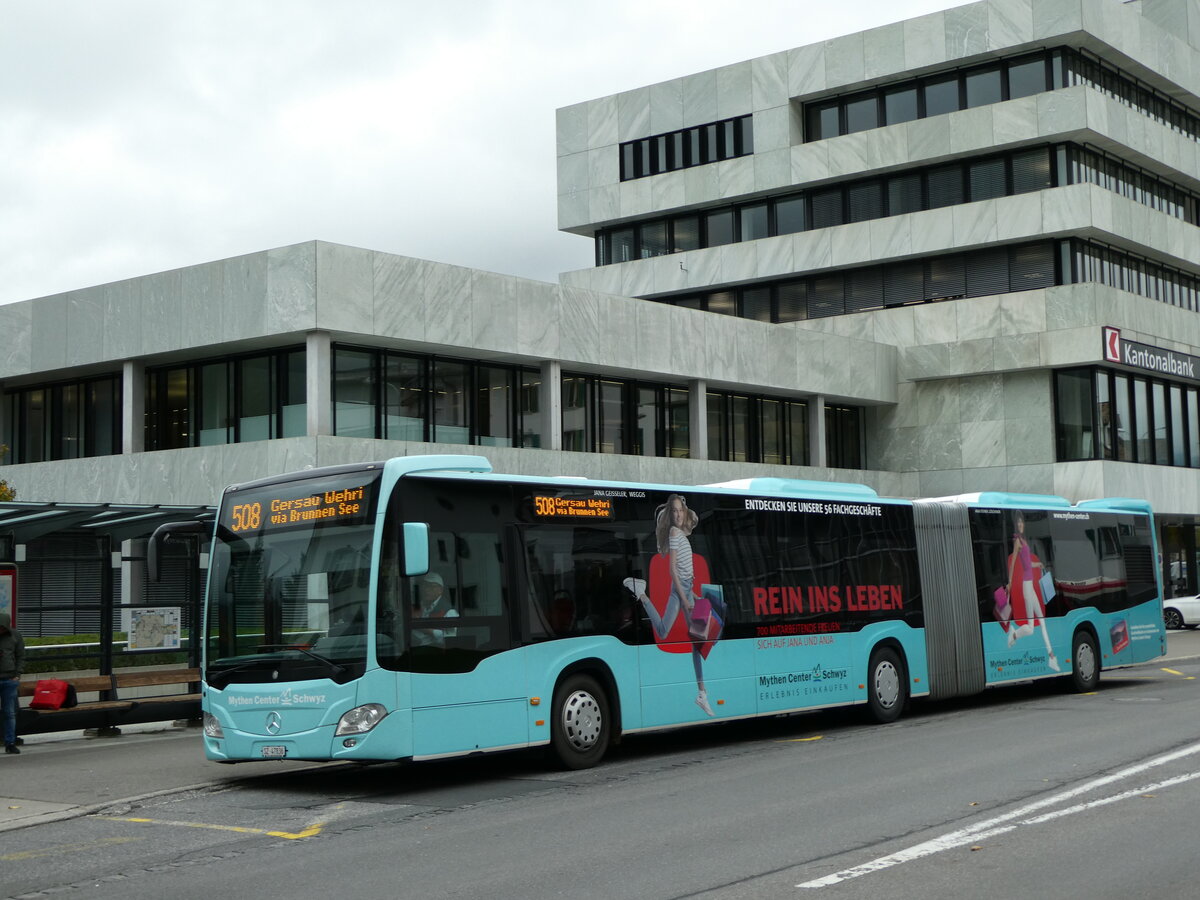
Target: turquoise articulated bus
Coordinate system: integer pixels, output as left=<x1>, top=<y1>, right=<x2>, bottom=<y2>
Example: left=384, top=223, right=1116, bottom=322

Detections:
left=178, top=455, right=1165, bottom=769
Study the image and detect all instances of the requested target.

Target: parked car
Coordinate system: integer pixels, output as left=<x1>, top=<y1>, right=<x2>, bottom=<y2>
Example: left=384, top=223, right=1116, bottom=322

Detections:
left=1163, top=594, right=1200, bottom=629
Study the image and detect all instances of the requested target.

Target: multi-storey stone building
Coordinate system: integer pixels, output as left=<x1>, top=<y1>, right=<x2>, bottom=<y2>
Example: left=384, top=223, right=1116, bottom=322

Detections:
left=3, top=0, right=1200, bottom=615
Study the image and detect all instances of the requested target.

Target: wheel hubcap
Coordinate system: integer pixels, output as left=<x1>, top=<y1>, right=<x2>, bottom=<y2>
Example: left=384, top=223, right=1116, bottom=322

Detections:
left=875, top=661, right=900, bottom=709
left=1077, top=642, right=1096, bottom=683
left=562, top=690, right=602, bottom=751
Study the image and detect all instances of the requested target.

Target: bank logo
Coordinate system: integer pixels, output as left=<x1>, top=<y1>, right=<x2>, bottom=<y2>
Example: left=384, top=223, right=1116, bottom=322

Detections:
left=1103, top=326, right=1121, bottom=363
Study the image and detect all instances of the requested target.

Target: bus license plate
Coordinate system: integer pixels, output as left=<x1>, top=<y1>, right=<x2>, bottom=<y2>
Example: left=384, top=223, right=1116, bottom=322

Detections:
left=261, top=745, right=287, bottom=758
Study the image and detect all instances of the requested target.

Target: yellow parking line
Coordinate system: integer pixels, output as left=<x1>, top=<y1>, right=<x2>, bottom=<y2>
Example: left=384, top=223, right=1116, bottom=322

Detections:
left=91, top=815, right=323, bottom=840
left=779, top=735, right=824, bottom=743
left=1162, top=667, right=1185, bottom=676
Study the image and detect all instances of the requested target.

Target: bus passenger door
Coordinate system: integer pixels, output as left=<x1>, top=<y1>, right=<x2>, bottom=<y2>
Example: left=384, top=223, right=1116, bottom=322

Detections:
left=406, top=527, right=530, bottom=759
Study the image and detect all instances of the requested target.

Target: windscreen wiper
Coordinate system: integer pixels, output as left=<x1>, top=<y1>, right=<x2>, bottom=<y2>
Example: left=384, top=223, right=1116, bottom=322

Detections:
left=206, top=657, right=279, bottom=690
left=257, top=644, right=350, bottom=680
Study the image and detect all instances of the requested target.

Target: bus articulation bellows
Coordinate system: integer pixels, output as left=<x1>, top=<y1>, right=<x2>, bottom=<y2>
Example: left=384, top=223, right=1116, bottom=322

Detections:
left=169, top=455, right=1165, bottom=769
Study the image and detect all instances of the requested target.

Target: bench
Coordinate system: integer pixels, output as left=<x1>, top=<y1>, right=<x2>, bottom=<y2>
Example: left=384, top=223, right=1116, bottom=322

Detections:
left=17, top=668, right=202, bottom=735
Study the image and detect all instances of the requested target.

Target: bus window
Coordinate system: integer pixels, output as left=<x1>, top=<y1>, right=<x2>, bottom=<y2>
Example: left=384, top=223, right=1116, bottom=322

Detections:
left=377, top=479, right=516, bottom=674
left=522, top=524, right=641, bottom=642
left=402, top=527, right=510, bottom=671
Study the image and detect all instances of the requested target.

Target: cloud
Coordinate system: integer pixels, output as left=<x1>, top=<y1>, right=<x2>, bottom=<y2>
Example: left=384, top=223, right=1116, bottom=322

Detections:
left=0, top=0, right=953, bottom=306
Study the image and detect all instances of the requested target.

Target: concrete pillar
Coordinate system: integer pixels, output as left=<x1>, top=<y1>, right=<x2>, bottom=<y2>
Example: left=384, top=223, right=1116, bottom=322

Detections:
left=689, top=379, right=708, bottom=459
left=306, top=331, right=333, bottom=437
left=122, top=361, right=145, bottom=454
left=808, top=394, right=827, bottom=468
left=0, top=379, right=8, bottom=457
left=541, top=360, right=562, bottom=451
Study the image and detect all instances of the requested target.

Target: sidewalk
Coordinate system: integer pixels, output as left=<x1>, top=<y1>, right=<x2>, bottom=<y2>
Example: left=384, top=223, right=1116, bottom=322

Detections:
left=0, top=721, right=319, bottom=832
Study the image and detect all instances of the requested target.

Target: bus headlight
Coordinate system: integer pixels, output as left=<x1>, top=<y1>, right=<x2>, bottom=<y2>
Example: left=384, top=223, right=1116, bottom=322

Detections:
left=203, top=712, right=225, bottom=738
left=335, top=703, right=388, bottom=736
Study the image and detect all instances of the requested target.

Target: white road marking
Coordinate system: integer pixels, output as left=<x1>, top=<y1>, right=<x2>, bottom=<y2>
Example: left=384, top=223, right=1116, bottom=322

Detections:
left=798, top=740, right=1200, bottom=888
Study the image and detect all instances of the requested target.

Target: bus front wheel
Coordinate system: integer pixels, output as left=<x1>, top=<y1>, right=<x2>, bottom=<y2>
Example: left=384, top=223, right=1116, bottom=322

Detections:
left=1070, top=631, right=1100, bottom=693
left=866, top=647, right=907, bottom=724
left=550, top=673, right=610, bottom=770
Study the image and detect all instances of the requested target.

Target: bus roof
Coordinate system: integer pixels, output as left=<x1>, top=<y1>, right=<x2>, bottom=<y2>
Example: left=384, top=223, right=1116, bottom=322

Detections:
left=703, top=477, right=880, bottom=501
left=924, top=491, right=1153, bottom=516
left=923, top=491, right=1073, bottom=508
left=390, top=456, right=904, bottom=504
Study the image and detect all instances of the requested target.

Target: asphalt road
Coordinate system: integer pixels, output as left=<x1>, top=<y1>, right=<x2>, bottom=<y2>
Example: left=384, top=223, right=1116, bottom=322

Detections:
left=3, top=631, right=1200, bottom=900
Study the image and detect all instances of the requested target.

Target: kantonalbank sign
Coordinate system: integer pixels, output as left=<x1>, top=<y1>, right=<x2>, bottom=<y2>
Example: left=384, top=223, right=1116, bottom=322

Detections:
left=1103, top=326, right=1200, bottom=382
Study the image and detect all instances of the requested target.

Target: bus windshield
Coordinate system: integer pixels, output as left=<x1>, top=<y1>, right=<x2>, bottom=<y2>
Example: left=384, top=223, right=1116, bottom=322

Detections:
left=204, top=468, right=382, bottom=687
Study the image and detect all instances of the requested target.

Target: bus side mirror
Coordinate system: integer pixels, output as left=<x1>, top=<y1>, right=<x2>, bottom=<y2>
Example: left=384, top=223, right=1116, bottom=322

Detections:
left=402, top=522, right=430, bottom=577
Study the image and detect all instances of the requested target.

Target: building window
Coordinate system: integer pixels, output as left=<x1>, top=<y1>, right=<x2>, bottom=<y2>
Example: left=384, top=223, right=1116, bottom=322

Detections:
left=238, top=356, right=274, bottom=442
left=1056, top=367, right=1200, bottom=468
left=651, top=240, right=1059, bottom=323
left=706, top=210, right=735, bottom=247
left=333, top=348, right=376, bottom=439
left=619, top=115, right=753, bottom=181
left=596, top=140, right=1200, bottom=267
left=706, top=391, right=809, bottom=466
left=519, top=371, right=543, bottom=449
left=561, top=375, right=592, bottom=452
left=146, top=349, right=305, bottom=451
left=802, top=46, right=1200, bottom=144
left=1069, top=239, right=1200, bottom=310
left=1007, top=54, right=1050, bottom=100
left=1065, top=144, right=1200, bottom=227
left=2, top=375, right=121, bottom=464
left=198, top=361, right=230, bottom=446
left=333, top=346, right=538, bottom=449
left=1054, top=369, right=1097, bottom=460
left=844, top=93, right=879, bottom=133
left=825, top=405, right=863, bottom=470
left=476, top=365, right=514, bottom=447
left=433, top=360, right=469, bottom=444
left=883, top=86, right=918, bottom=125
left=922, top=73, right=961, bottom=118
left=665, top=387, right=690, bottom=458
left=965, top=66, right=1003, bottom=108
left=1064, top=47, right=1200, bottom=141
left=560, top=374, right=689, bottom=458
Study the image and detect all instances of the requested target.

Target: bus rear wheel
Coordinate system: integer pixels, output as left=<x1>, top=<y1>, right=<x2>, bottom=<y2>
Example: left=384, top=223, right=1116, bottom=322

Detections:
left=1070, top=631, right=1100, bottom=693
left=866, top=647, right=907, bottom=724
left=550, top=673, right=610, bottom=770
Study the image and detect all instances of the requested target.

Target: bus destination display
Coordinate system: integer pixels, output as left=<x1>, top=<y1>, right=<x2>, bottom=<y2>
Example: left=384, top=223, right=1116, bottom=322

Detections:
left=222, top=481, right=375, bottom=535
left=533, top=494, right=614, bottom=519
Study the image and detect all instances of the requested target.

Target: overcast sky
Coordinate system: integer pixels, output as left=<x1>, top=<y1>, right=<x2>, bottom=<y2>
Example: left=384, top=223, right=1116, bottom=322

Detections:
left=0, top=0, right=959, bottom=307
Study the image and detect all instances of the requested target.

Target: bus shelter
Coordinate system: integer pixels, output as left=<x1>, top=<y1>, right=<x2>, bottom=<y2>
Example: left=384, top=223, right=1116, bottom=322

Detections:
left=0, top=501, right=214, bottom=677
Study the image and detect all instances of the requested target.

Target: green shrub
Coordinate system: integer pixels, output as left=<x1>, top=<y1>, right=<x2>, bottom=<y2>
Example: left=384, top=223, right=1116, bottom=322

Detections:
left=24, top=633, right=194, bottom=674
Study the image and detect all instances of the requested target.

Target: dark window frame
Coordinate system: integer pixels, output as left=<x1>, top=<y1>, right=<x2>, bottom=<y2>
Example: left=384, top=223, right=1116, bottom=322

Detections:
left=3, top=373, right=122, bottom=465
left=619, top=115, right=754, bottom=182
left=802, top=45, right=1200, bottom=144
left=1055, top=366, right=1200, bottom=468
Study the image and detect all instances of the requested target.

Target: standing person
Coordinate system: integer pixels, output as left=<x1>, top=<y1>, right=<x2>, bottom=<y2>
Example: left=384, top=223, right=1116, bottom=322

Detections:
left=624, top=494, right=725, bottom=717
left=0, top=611, right=24, bottom=754
left=1006, top=511, right=1060, bottom=672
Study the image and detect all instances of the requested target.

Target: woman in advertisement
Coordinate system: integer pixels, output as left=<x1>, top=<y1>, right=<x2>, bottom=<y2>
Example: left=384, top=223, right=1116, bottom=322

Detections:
left=1006, top=510, right=1060, bottom=671
left=624, top=494, right=725, bottom=717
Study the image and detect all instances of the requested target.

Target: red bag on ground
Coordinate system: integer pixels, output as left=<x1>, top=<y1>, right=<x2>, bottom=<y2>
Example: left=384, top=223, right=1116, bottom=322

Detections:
left=29, top=678, right=73, bottom=710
